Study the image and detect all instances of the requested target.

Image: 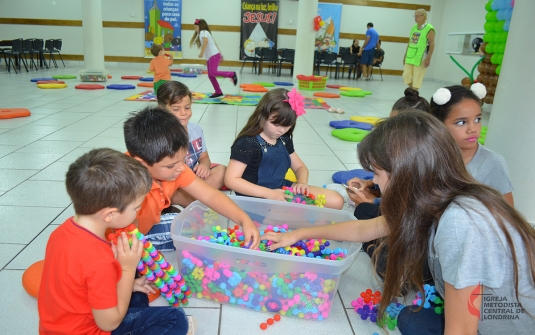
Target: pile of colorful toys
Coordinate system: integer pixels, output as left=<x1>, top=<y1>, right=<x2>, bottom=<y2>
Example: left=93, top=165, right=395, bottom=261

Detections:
left=414, top=284, right=444, bottom=314
left=352, top=289, right=406, bottom=331
left=107, top=224, right=190, bottom=307
left=195, top=224, right=348, bottom=260
left=282, top=186, right=327, bottom=207
left=179, top=250, right=339, bottom=320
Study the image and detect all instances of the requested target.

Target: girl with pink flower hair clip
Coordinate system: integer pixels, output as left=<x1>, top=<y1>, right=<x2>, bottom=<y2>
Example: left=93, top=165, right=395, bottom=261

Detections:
left=225, top=88, right=344, bottom=209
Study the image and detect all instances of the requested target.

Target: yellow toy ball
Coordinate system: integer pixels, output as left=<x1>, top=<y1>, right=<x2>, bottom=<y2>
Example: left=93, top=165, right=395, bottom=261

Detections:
left=319, top=21, right=325, bottom=27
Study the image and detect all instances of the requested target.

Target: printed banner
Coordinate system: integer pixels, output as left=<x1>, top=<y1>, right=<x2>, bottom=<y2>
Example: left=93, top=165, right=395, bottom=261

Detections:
left=144, top=0, right=182, bottom=59
left=316, top=3, right=342, bottom=53
left=240, top=1, right=279, bottom=60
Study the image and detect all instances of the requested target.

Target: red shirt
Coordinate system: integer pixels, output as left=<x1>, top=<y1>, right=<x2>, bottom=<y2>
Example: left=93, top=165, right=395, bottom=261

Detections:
left=149, top=55, right=172, bottom=82
left=38, top=218, right=122, bottom=335
left=136, top=166, right=196, bottom=234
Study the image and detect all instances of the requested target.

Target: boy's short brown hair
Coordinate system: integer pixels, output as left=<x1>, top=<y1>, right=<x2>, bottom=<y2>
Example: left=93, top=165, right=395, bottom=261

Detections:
left=66, top=148, right=152, bottom=215
left=151, top=44, right=163, bottom=57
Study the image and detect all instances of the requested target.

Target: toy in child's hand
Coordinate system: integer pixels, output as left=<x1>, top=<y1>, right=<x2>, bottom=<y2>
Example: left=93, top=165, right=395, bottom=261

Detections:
left=282, top=186, right=326, bottom=207
left=196, top=224, right=348, bottom=260
left=108, top=224, right=190, bottom=307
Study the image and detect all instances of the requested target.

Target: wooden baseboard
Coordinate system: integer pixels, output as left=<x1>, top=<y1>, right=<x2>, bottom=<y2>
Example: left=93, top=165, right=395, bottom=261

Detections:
left=44, top=54, right=402, bottom=76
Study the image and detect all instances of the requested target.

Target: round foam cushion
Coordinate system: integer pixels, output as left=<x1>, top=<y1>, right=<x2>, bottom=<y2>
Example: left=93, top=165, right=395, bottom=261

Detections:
left=173, top=73, right=197, bottom=78
left=37, top=83, right=67, bottom=89
left=326, top=84, right=343, bottom=89
left=22, top=260, right=44, bottom=298
left=341, top=90, right=366, bottom=97
left=139, top=77, right=154, bottom=82
left=313, top=92, right=340, bottom=98
left=331, top=128, right=370, bottom=142
left=252, top=82, right=275, bottom=87
left=75, top=84, right=105, bottom=90
left=107, top=84, right=136, bottom=90
left=273, top=82, right=293, bottom=86
left=349, top=116, right=381, bottom=125
left=332, top=169, right=374, bottom=184
left=202, top=70, right=208, bottom=74
left=329, top=120, right=373, bottom=131
left=36, top=80, right=65, bottom=85
left=242, top=86, right=268, bottom=92
left=285, top=168, right=297, bottom=183
left=137, top=82, right=154, bottom=87
left=52, top=75, right=77, bottom=79
left=108, top=75, right=112, bottom=79
left=362, top=90, right=372, bottom=95
left=121, top=75, right=143, bottom=80
left=147, top=70, right=154, bottom=74
left=170, top=69, right=183, bottom=72
left=30, top=78, right=57, bottom=82
left=240, top=84, right=263, bottom=89
left=0, top=108, right=31, bottom=119
left=339, top=87, right=361, bottom=91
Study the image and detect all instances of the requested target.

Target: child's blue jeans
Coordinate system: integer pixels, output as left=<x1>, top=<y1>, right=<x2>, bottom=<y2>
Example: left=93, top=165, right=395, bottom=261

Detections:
left=111, top=292, right=188, bottom=335
left=397, top=305, right=445, bottom=335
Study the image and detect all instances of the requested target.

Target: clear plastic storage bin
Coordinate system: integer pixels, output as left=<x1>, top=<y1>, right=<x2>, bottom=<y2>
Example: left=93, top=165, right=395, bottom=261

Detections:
left=180, top=64, right=204, bottom=74
left=79, top=69, right=108, bottom=82
left=171, top=196, right=361, bottom=320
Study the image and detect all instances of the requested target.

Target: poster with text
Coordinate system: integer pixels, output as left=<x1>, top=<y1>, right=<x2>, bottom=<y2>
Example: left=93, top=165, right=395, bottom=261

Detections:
left=316, top=3, right=342, bottom=53
left=144, top=0, right=182, bottom=59
left=240, top=1, right=279, bottom=60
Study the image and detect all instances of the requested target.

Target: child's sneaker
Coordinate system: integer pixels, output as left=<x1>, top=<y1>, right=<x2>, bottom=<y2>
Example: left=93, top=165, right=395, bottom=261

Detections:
left=187, top=316, right=197, bottom=335
left=232, top=72, right=238, bottom=86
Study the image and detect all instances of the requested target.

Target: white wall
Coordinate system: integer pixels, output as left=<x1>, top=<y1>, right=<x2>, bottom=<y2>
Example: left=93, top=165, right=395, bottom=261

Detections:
left=430, top=0, right=488, bottom=84
left=0, top=0, right=430, bottom=71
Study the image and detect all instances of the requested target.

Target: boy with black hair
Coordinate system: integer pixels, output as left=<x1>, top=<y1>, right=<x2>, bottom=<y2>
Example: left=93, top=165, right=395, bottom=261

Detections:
left=38, top=148, right=195, bottom=335
left=123, top=106, right=260, bottom=251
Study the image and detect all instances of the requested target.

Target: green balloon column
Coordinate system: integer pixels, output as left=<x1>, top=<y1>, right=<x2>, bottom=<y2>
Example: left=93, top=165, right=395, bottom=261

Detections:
left=479, top=0, right=514, bottom=104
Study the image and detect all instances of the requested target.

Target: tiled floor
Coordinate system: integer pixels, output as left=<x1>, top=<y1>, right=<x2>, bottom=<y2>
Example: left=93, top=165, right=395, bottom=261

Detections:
left=0, top=62, right=484, bottom=334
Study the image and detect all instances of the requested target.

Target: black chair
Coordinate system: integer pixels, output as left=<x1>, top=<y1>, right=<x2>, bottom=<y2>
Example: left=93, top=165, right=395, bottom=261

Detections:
left=44, top=39, right=58, bottom=68
left=4, top=38, right=28, bottom=73
left=313, top=50, right=322, bottom=75
left=260, top=47, right=278, bottom=74
left=278, top=49, right=294, bottom=77
left=319, top=52, right=340, bottom=79
left=339, top=47, right=350, bottom=56
left=340, top=53, right=357, bottom=79
left=53, top=39, right=65, bottom=67
left=370, top=56, right=384, bottom=81
left=240, top=47, right=261, bottom=73
left=22, top=39, right=36, bottom=69
left=31, top=39, right=48, bottom=70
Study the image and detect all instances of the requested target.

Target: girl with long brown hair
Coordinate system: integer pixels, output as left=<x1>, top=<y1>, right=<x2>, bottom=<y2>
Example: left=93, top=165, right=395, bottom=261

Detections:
left=224, top=88, right=344, bottom=209
left=265, top=110, right=535, bottom=334
left=190, top=19, right=237, bottom=98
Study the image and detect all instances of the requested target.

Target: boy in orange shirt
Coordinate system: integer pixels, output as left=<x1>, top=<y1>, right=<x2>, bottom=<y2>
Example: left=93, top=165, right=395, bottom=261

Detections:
left=123, top=106, right=260, bottom=251
left=149, top=44, right=173, bottom=94
left=38, top=148, right=195, bottom=335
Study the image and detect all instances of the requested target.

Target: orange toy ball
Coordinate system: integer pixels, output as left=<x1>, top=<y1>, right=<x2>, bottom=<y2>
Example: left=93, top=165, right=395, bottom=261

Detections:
left=260, top=323, right=268, bottom=330
left=22, top=260, right=45, bottom=298
left=274, top=314, right=281, bottom=321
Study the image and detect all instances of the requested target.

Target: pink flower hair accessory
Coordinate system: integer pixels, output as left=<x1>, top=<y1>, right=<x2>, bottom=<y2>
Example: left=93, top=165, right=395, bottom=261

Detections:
left=283, top=88, right=306, bottom=117
left=194, top=19, right=200, bottom=25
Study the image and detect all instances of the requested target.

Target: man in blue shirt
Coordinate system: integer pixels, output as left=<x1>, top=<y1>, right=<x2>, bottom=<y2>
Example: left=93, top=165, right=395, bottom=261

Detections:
left=358, top=22, right=379, bottom=81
